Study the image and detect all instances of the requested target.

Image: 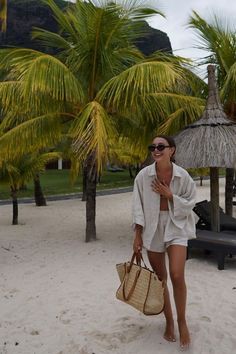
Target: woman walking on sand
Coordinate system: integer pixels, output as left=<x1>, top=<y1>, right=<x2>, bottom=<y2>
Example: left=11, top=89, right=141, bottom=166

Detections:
left=132, top=135, right=196, bottom=351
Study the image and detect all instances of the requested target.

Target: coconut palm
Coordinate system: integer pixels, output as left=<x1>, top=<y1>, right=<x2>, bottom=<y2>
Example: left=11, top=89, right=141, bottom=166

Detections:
left=188, top=11, right=236, bottom=215
left=0, top=0, right=204, bottom=241
left=0, top=151, right=60, bottom=224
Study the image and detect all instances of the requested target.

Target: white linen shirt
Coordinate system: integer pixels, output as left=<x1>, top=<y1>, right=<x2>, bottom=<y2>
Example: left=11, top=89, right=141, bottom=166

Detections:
left=132, top=162, right=196, bottom=249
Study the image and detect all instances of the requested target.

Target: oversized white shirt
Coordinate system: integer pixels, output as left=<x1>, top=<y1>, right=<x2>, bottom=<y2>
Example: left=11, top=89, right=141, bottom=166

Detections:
left=132, top=162, right=196, bottom=249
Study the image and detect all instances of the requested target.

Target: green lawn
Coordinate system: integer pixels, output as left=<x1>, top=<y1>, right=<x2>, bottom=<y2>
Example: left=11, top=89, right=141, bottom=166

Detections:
left=0, top=169, right=134, bottom=200
left=0, top=167, right=225, bottom=201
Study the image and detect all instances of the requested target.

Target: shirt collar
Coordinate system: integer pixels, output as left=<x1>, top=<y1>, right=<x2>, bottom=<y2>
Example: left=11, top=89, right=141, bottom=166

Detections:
left=148, top=162, right=182, bottom=177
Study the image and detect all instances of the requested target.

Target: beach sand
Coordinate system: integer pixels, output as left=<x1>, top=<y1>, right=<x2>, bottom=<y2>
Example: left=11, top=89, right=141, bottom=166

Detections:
left=0, top=178, right=236, bottom=354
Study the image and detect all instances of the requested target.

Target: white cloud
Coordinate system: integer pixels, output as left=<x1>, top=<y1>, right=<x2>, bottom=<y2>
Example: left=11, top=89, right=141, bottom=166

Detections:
left=147, top=0, right=236, bottom=62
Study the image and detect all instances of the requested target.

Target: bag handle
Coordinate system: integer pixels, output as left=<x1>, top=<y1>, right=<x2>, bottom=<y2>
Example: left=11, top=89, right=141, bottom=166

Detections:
left=123, top=263, right=141, bottom=301
left=122, top=252, right=149, bottom=301
left=142, top=271, right=152, bottom=314
left=127, top=252, right=148, bottom=273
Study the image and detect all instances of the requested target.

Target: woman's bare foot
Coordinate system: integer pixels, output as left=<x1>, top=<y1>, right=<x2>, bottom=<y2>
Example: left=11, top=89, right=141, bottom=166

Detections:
left=163, top=321, right=176, bottom=342
left=178, top=320, right=190, bottom=350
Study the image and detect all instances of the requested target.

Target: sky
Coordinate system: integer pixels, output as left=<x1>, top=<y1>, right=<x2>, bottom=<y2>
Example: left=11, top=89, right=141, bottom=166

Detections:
left=147, top=0, right=236, bottom=63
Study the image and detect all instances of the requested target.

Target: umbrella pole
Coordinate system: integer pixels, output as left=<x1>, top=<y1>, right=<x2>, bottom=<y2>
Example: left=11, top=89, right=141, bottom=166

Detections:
left=210, top=167, right=220, bottom=232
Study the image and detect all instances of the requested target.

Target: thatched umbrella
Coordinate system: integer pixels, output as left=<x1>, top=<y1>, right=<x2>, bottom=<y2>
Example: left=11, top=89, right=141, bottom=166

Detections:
left=174, top=65, right=236, bottom=232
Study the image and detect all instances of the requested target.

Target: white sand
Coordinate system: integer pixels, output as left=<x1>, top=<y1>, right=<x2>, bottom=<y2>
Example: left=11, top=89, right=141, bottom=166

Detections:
left=0, top=178, right=236, bottom=354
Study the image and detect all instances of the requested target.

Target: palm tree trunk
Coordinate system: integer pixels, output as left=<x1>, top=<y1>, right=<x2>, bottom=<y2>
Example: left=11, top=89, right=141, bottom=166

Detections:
left=128, top=165, right=134, bottom=179
left=82, top=164, right=87, bottom=201
left=11, top=187, right=18, bottom=225
left=225, top=168, right=234, bottom=216
left=200, top=176, right=203, bottom=186
left=34, top=174, right=47, bottom=206
left=85, top=154, right=97, bottom=242
left=135, top=163, right=141, bottom=176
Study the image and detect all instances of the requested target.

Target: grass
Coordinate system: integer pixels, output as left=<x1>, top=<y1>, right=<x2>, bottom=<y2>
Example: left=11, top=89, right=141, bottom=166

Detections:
left=0, top=167, right=226, bottom=201
left=0, top=169, right=134, bottom=200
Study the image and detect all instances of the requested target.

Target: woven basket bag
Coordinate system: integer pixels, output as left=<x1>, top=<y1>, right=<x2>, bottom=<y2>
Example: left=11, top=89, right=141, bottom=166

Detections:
left=116, top=253, right=165, bottom=315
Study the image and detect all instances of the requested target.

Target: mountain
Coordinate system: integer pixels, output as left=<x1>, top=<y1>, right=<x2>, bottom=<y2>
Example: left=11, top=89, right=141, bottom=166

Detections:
left=0, top=0, right=172, bottom=54
left=137, top=21, right=172, bottom=55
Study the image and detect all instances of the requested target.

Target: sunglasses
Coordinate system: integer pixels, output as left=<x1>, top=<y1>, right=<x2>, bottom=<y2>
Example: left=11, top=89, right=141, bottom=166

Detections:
left=148, top=144, right=171, bottom=152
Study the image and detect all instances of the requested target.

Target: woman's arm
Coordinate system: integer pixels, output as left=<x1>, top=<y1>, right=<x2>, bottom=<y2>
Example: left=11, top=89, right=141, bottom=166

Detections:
left=132, top=176, right=145, bottom=228
left=133, top=224, right=143, bottom=253
left=171, top=177, right=196, bottom=218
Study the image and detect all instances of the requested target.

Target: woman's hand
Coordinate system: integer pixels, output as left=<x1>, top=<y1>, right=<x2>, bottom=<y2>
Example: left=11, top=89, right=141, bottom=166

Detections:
left=133, top=234, right=143, bottom=254
left=151, top=178, right=173, bottom=200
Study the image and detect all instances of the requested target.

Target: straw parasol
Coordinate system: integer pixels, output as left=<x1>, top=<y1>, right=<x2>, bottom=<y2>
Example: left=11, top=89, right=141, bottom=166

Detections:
left=174, top=64, right=236, bottom=232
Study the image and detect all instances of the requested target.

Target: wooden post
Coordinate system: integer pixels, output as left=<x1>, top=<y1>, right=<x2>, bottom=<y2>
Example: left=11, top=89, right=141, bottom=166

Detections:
left=210, top=167, right=220, bottom=232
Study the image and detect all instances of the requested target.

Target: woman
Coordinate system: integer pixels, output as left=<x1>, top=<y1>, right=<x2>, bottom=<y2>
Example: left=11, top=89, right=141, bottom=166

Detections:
left=132, top=135, right=196, bottom=350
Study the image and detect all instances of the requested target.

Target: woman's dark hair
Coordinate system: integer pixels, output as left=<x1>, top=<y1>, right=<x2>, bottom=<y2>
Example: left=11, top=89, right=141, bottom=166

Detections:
left=152, top=135, right=176, bottom=162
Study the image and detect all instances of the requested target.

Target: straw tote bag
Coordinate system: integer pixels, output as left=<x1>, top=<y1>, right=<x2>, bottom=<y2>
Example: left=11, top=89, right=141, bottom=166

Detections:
left=116, top=253, right=165, bottom=315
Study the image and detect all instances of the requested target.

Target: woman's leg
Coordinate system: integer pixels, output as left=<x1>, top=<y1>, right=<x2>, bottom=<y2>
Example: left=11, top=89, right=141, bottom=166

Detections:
left=167, top=245, right=190, bottom=349
left=147, top=250, right=176, bottom=342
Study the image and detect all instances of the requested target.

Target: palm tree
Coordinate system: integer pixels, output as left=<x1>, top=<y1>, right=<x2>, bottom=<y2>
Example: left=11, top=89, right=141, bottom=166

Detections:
left=188, top=11, right=236, bottom=215
left=0, top=0, right=203, bottom=241
left=0, top=151, right=60, bottom=224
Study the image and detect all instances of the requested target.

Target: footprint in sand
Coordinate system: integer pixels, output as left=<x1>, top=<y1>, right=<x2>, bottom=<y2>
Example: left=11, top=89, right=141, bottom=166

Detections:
left=200, top=316, right=211, bottom=322
left=9, top=288, right=20, bottom=294
left=58, top=309, right=71, bottom=325
left=87, top=322, right=145, bottom=350
left=116, top=316, right=132, bottom=322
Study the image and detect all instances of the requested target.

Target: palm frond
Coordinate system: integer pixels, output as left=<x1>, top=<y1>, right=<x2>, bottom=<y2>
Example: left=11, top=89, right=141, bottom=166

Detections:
left=92, top=0, right=164, bottom=20
left=0, top=0, right=7, bottom=32
left=0, top=48, right=84, bottom=115
left=20, top=152, right=61, bottom=182
left=147, top=93, right=205, bottom=118
left=0, top=113, right=64, bottom=159
left=32, top=27, right=74, bottom=51
left=42, top=0, right=78, bottom=40
left=0, top=151, right=61, bottom=187
left=108, top=135, right=147, bottom=165
left=69, top=152, right=82, bottom=184
left=221, top=62, right=236, bottom=103
left=65, top=1, right=146, bottom=90
left=188, top=11, right=222, bottom=54
left=156, top=96, right=205, bottom=135
left=0, top=81, right=24, bottom=115
left=0, top=162, right=20, bottom=184
left=188, top=11, right=236, bottom=75
left=22, top=53, right=84, bottom=106
left=71, top=101, right=117, bottom=172
left=97, top=61, right=184, bottom=112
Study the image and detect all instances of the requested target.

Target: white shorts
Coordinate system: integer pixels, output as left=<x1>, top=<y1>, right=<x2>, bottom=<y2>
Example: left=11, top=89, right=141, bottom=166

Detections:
left=147, top=211, right=188, bottom=253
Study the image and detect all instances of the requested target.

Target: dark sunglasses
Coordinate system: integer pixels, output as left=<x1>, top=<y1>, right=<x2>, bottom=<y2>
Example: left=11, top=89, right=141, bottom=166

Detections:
left=148, top=144, right=171, bottom=152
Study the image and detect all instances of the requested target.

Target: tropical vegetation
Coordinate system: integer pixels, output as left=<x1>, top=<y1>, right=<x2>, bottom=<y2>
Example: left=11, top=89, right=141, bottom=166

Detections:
left=0, top=0, right=7, bottom=32
left=0, top=0, right=206, bottom=241
left=188, top=11, right=236, bottom=215
left=1, top=1, right=235, bottom=241
left=0, top=152, right=60, bottom=224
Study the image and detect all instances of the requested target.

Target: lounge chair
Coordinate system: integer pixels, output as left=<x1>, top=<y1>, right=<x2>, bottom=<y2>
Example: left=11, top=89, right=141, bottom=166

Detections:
left=193, top=200, right=236, bottom=231
left=188, top=229, right=236, bottom=270
left=188, top=200, right=236, bottom=269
